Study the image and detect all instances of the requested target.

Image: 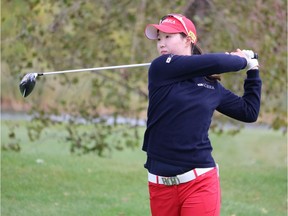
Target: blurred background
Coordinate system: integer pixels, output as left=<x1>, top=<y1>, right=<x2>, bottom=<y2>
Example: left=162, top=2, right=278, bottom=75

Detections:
left=2, top=0, right=287, bottom=155
left=2, top=0, right=287, bottom=128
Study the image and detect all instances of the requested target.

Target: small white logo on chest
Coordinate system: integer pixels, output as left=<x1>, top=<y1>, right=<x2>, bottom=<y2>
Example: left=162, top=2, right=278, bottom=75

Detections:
left=197, top=83, right=215, bottom=90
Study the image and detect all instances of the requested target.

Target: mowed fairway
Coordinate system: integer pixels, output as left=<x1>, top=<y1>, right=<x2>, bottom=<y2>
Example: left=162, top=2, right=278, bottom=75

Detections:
left=1, top=121, right=287, bottom=216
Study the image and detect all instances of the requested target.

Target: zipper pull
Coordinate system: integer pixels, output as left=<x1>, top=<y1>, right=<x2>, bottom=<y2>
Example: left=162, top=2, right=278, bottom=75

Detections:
left=166, top=54, right=173, bottom=63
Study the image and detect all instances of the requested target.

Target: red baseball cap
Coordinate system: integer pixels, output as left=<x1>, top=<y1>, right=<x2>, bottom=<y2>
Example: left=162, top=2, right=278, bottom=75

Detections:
left=145, top=14, right=197, bottom=44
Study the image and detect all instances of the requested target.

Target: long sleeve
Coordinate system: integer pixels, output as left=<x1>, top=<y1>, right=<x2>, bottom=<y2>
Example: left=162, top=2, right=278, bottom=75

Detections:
left=216, top=69, right=262, bottom=122
left=149, top=53, right=247, bottom=89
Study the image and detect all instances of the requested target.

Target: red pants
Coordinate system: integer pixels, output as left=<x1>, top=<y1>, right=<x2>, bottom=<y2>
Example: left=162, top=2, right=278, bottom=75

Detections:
left=148, top=168, right=221, bottom=216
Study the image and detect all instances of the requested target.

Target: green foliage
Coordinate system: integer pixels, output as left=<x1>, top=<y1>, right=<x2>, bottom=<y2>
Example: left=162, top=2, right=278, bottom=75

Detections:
left=1, top=0, right=287, bottom=154
left=1, top=125, right=21, bottom=152
left=66, top=120, right=140, bottom=157
left=27, top=112, right=52, bottom=141
left=18, top=109, right=142, bottom=156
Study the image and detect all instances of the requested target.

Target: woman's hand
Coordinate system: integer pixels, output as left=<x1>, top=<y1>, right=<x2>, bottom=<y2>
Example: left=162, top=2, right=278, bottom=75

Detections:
left=229, top=48, right=248, bottom=60
left=228, top=48, right=259, bottom=70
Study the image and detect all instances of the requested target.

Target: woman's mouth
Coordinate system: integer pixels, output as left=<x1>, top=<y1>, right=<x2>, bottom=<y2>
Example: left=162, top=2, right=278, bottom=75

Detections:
left=160, top=50, right=168, bottom=55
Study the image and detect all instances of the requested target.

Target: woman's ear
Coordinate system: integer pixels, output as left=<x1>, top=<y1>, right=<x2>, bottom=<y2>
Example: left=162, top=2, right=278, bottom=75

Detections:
left=185, top=36, right=193, bottom=47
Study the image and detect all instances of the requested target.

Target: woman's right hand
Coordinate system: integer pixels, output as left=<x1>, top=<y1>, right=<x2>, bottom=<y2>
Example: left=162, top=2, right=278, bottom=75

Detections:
left=228, top=48, right=248, bottom=60
left=228, top=49, right=259, bottom=70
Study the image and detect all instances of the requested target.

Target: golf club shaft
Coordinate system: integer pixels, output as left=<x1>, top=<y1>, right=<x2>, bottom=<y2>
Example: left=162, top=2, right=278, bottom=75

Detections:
left=38, top=63, right=151, bottom=76
left=36, top=51, right=258, bottom=76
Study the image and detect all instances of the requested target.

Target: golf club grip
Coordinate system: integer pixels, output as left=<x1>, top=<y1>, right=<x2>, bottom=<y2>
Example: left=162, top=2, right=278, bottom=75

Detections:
left=253, top=53, right=258, bottom=59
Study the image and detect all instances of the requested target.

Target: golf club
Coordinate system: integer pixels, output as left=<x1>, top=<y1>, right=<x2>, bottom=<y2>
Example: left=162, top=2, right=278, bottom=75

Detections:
left=19, top=63, right=151, bottom=97
left=19, top=51, right=258, bottom=98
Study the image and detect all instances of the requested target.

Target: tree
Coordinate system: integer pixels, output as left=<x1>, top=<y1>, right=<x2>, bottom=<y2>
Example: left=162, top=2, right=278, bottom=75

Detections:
left=1, top=0, right=286, bottom=154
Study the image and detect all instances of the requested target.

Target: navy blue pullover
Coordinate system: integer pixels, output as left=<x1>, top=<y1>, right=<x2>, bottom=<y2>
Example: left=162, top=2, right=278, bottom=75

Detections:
left=142, top=53, right=262, bottom=176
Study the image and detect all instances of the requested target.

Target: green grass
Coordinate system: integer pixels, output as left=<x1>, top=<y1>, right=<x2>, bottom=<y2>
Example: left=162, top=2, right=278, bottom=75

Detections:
left=212, top=128, right=287, bottom=216
left=1, top=121, right=287, bottom=216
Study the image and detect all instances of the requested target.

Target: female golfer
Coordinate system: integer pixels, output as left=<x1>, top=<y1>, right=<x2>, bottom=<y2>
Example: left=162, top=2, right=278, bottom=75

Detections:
left=142, top=14, right=261, bottom=216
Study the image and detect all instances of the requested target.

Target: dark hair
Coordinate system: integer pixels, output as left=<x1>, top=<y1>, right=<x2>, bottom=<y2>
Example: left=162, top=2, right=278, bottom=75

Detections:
left=180, top=33, right=202, bottom=55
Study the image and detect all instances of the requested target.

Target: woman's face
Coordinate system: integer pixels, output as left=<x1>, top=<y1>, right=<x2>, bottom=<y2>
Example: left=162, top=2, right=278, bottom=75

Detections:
left=157, top=31, right=191, bottom=56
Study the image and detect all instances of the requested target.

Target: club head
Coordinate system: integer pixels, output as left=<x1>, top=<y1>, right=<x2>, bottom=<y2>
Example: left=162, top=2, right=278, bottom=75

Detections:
left=19, top=73, right=38, bottom=97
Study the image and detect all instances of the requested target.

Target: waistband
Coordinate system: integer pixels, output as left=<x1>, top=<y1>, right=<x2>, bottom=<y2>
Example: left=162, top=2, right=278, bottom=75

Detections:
left=148, top=166, right=217, bottom=186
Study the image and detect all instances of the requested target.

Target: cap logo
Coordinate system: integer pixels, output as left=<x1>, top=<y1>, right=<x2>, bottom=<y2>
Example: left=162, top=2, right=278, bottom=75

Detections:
left=188, top=31, right=197, bottom=43
left=162, top=18, right=176, bottom=24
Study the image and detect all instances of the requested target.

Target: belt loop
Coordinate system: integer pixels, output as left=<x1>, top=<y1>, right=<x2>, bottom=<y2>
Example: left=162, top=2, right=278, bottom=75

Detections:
left=156, top=175, right=159, bottom=184
left=193, top=169, right=198, bottom=178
